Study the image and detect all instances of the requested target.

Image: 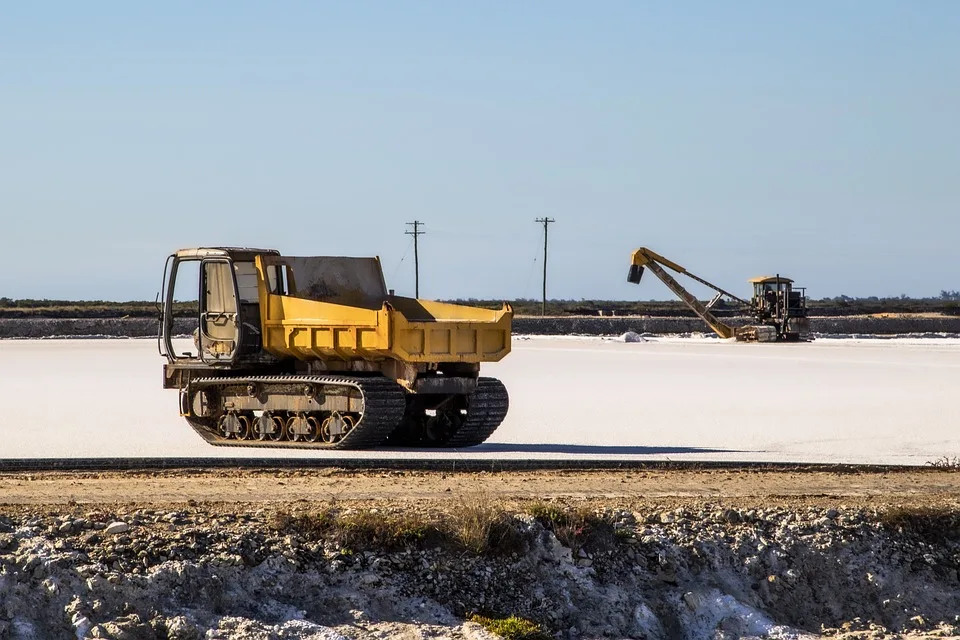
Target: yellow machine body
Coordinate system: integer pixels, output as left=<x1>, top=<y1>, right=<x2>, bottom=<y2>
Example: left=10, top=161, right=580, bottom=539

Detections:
left=255, top=255, right=512, bottom=364
left=159, top=247, right=513, bottom=450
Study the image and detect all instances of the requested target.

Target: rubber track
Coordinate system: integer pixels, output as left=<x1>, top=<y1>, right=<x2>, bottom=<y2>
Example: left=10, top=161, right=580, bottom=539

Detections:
left=444, top=377, right=509, bottom=448
left=187, top=375, right=406, bottom=450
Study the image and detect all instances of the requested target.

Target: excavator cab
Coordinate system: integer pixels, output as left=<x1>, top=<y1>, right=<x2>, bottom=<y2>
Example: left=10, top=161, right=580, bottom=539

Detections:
left=748, top=276, right=809, bottom=340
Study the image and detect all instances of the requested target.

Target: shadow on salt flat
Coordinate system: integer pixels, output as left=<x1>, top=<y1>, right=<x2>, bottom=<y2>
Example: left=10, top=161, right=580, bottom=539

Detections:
left=472, top=443, right=743, bottom=455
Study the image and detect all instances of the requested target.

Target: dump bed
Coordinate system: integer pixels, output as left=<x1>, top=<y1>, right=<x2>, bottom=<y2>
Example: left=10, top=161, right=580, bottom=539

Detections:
left=254, top=255, right=511, bottom=363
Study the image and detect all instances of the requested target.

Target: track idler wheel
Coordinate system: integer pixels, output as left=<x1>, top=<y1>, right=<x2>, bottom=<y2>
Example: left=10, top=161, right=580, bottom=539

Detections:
left=217, top=412, right=252, bottom=440
left=320, top=412, right=355, bottom=444
left=253, top=412, right=285, bottom=441
left=306, top=416, right=322, bottom=442
left=286, top=413, right=316, bottom=442
left=236, top=414, right=252, bottom=440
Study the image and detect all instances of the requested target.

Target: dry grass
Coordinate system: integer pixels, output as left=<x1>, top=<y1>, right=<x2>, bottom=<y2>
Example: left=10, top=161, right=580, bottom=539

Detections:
left=272, top=499, right=526, bottom=555
left=271, top=510, right=335, bottom=539
left=270, top=497, right=627, bottom=557
left=445, top=495, right=526, bottom=556
left=271, top=508, right=435, bottom=552
left=927, top=456, right=960, bottom=470
left=525, top=501, right=618, bottom=556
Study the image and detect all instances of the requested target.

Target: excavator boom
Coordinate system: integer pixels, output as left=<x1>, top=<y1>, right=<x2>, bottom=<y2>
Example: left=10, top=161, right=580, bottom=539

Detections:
left=628, top=248, right=736, bottom=339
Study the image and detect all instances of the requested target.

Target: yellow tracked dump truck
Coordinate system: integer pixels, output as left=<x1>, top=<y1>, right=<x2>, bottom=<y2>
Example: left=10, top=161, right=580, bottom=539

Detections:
left=159, top=248, right=512, bottom=449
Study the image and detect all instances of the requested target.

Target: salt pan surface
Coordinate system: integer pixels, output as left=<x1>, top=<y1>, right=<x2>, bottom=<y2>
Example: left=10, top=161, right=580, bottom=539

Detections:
left=1, top=336, right=958, bottom=464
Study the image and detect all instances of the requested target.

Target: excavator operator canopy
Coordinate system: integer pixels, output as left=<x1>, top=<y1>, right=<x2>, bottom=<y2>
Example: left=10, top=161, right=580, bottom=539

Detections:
left=749, top=276, right=794, bottom=296
left=748, top=276, right=794, bottom=285
left=749, top=277, right=798, bottom=307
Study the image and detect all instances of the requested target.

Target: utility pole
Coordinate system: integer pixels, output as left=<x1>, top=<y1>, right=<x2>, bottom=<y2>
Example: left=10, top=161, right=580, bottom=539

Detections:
left=534, top=217, right=555, bottom=316
left=405, top=221, right=425, bottom=297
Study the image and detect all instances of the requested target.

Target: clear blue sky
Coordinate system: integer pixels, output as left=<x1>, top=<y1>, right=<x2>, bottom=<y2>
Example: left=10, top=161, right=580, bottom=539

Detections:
left=2, top=2, right=958, bottom=301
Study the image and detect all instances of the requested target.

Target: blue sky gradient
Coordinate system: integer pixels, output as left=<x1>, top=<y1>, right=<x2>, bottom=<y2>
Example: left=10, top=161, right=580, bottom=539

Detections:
left=2, top=2, right=958, bottom=300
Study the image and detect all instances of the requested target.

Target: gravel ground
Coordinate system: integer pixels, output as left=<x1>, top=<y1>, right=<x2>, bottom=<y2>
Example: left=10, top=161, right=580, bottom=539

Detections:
left=3, top=469, right=960, bottom=639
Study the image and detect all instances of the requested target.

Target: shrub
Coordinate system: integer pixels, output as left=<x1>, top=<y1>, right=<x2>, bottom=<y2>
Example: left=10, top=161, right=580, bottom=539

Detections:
left=272, top=508, right=438, bottom=551
left=445, top=498, right=525, bottom=556
left=526, top=502, right=617, bottom=556
left=467, top=614, right=549, bottom=639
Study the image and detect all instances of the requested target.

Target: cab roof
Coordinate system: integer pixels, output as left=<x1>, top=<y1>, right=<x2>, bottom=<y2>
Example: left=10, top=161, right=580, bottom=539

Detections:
left=749, top=276, right=794, bottom=284
left=173, top=247, right=281, bottom=260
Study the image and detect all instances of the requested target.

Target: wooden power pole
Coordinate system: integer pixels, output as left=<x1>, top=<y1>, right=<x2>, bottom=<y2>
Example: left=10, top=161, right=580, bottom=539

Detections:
left=405, top=221, right=425, bottom=297
left=534, top=217, right=555, bottom=316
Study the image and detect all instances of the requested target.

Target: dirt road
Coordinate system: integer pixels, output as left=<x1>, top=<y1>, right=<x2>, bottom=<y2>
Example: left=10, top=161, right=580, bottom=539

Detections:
left=2, top=467, right=958, bottom=511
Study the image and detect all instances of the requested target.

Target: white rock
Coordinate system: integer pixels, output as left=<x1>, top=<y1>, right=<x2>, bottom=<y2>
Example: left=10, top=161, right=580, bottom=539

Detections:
left=86, top=575, right=109, bottom=592
left=43, top=578, right=58, bottom=594
left=632, top=602, right=666, bottom=639
left=105, top=522, right=129, bottom=535
left=71, top=612, right=91, bottom=640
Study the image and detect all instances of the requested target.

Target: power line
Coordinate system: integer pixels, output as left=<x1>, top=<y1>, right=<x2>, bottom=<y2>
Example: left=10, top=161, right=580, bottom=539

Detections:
left=522, top=231, right=542, bottom=300
left=405, top=221, right=425, bottom=298
left=390, top=237, right=414, bottom=284
left=534, top=217, right=555, bottom=316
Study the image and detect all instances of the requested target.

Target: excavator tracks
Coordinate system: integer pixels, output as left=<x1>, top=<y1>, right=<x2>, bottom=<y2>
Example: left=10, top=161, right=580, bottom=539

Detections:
left=385, top=377, right=510, bottom=448
left=184, top=375, right=406, bottom=450
left=182, top=374, right=508, bottom=450
left=444, top=377, right=509, bottom=448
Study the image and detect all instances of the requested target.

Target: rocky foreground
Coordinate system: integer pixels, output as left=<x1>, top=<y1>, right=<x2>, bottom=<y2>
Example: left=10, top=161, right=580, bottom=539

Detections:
left=3, top=498, right=960, bottom=640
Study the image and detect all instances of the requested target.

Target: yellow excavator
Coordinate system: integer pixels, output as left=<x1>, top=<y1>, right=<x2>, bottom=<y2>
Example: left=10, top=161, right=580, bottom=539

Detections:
left=627, top=247, right=810, bottom=342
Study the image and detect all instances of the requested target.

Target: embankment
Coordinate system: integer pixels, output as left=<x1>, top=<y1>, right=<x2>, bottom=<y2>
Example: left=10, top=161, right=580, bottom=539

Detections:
left=2, top=502, right=960, bottom=639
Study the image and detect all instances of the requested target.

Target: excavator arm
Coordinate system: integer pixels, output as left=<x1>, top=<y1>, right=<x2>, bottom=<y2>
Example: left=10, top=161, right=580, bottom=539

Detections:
left=627, top=247, right=744, bottom=340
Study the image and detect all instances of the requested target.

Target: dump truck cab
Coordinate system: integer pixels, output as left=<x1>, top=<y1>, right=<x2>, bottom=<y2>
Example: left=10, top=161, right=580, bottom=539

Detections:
left=158, top=247, right=400, bottom=367
left=159, top=247, right=279, bottom=367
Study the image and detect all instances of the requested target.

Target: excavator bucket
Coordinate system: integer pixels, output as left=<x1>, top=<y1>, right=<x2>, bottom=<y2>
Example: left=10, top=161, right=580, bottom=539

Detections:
left=627, top=264, right=644, bottom=284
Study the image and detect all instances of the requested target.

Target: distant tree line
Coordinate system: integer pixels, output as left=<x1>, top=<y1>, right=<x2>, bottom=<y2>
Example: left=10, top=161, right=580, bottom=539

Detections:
left=0, top=293, right=958, bottom=318
left=825, top=291, right=960, bottom=302
left=445, top=295, right=960, bottom=318
left=0, top=298, right=194, bottom=319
